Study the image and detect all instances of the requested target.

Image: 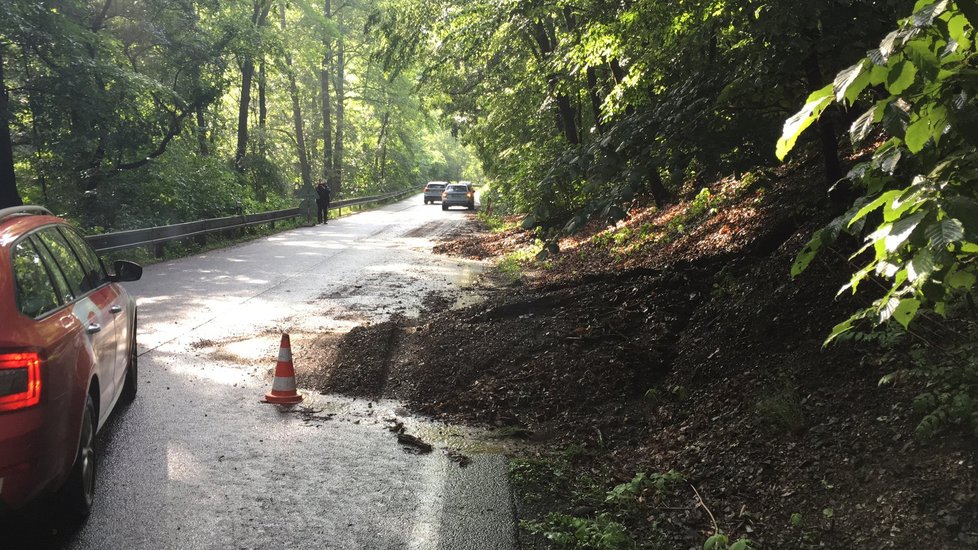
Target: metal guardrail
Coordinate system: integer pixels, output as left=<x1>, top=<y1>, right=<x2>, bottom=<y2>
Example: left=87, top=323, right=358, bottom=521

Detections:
left=85, top=188, right=415, bottom=254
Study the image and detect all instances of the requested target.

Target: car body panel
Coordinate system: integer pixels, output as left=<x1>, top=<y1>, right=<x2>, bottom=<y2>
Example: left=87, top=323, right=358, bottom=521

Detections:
left=0, top=211, right=139, bottom=512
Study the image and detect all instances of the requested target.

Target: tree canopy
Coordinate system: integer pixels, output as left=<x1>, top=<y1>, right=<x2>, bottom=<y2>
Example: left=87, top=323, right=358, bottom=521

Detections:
left=0, top=0, right=478, bottom=228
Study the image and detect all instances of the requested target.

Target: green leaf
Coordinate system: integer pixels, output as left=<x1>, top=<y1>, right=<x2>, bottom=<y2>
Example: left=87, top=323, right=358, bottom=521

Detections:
left=926, top=218, right=966, bottom=248
left=887, top=60, right=918, bottom=94
left=521, top=215, right=536, bottom=230
left=825, top=317, right=858, bottom=346
left=839, top=265, right=874, bottom=295
left=929, top=105, right=949, bottom=144
left=704, top=534, right=728, bottom=550
left=873, top=140, right=903, bottom=175
left=883, top=99, right=912, bottom=136
left=880, top=29, right=912, bottom=62
left=885, top=212, right=926, bottom=252
left=912, top=0, right=949, bottom=28
left=948, top=14, right=971, bottom=48
left=869, top=63, right=890, bottom=85
left=850, top=107, right=876, bottom=144
left=834, top=61, right=868, bottom=103
left=730, top=541, right=752, bottom=550
left=912, top=0, right=938, bottom=11
left=776, top=84, right=834, bottom=160
left=905, top=39, right=940, bottom=80
left=908, top=249, right=937, bottom=282
left=883, top=188, right=923, bottom=222
left=947, top=268, right=977, bottom=289
left=956, top=0, right=978, bottom=32
left=942, top=197, right=978, bottom=239
left=904, top=114, right=932, bottom=152
left=878, top=296, right=901, bottom=323
left=849, top=190, right=901, bottom=228
left=892, top=298, right=921, bottom=328
left=791, top=231, right=824, bottom=277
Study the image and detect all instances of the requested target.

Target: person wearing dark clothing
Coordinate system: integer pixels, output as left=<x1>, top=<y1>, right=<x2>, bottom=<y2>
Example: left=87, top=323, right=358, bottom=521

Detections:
left=315, top=181, right=331, bottom=224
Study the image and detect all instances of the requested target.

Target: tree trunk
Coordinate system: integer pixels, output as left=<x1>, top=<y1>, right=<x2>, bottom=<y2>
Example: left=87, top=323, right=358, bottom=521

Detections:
left=586, top=66, right=603, bottom=134
left=280, top=0, right=312, bottom=191
left=23, top=56, right=48, bottom=203
left=530, top=21, right=579, bottom=145
left=234, top=58, right=256, bottom=169
left=376, top=106, right=390, bottom=183
left=195, top=105, right=209, bottom=156
left=0, top=46, right=22, bottom=208
left=234, top=0, right=272, bottom=170
left=646, top=166, right=670, bottom=208
left=333, top=18, right=345, bottom=197
left=321, top=0, right=334, bottom=183
left=801, top=23, right=844, bottom=194
left=258, top=58, right=268, bottom=159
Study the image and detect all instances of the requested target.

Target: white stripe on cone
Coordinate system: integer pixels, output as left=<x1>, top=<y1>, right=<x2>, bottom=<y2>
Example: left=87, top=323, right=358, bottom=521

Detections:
left=271, top=376, right=296, bottom=392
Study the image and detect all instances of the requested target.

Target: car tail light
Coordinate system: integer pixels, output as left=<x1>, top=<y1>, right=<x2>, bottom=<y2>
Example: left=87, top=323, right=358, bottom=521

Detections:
left=424, top=186, right=429, bottom=192
left=0, top=352, right=42, bottom=412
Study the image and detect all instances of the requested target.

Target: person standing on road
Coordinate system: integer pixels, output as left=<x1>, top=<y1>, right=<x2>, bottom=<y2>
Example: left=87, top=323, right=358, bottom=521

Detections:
left=316, top=180, right=332, bottom=224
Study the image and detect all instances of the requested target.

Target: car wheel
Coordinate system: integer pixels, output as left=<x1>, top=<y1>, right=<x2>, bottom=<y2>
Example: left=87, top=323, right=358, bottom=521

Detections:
left=62, top=394, right=97, bottom=518
left=121, top=313, right=138, bottom=402
left=468, top=203, right=475, bottom=210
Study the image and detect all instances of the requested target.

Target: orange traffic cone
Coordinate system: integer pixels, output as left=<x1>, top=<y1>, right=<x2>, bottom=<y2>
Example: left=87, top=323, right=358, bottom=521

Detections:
left=263, top=333, right=304, bottom=405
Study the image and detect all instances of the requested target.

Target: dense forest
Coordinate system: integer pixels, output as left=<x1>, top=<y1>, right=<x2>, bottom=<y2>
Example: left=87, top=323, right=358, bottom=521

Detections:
left=0, top=0, right=480, bottom=229
left=0, top=0, right=928, bottom=229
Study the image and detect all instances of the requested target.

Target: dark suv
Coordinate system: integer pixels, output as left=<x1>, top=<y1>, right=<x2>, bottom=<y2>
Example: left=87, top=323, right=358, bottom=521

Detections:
left=0, top=206, right=142, bottom=517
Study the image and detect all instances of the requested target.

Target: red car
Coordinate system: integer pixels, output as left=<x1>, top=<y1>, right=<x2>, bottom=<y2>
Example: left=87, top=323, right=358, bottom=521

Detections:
left=0, top=205, right=141, bottom=517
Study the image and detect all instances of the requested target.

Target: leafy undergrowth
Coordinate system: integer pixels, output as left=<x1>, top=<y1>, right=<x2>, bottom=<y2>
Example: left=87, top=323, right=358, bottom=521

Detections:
left=312, top=156, right=978, bottom=548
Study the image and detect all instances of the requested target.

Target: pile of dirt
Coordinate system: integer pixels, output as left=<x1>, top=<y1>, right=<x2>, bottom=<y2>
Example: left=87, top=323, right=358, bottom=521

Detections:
left=432, top=216, right=535, bottom=259
left=309, top=158, right=978, bottom=548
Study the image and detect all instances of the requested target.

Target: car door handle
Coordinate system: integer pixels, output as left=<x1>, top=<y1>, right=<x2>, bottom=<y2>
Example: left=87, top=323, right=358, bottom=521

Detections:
left=110, top=305, right=123, bottom=314
left=86, top=323, right=102, bottom=334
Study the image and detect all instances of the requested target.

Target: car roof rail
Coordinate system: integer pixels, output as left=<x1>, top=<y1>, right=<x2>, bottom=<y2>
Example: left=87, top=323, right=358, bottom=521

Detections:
left=0, top=205, right=54, bottom=223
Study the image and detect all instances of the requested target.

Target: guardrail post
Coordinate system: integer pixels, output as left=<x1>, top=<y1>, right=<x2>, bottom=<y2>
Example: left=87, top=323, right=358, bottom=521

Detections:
left=154, top=242, right=165, bottom=259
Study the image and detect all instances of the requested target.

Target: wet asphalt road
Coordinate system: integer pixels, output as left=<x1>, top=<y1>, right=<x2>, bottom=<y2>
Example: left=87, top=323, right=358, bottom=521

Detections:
left=3, top=195, right=517, bottom=549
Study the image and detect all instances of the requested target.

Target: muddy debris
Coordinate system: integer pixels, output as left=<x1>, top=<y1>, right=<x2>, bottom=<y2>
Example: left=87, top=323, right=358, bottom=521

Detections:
left=446, top=450, right=472, bottom=468
left=396, top=433, right=433, bottom=454
left=279, top=406, right=336, bottom=423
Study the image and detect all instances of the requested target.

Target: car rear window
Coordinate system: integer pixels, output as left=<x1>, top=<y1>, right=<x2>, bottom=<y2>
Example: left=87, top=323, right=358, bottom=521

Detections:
left=447, top=185, right=467, bottom=191
left=429, top=184, right=445, bottom=189
left=11, top=238, right=62, bottom=318
left=59, top=227, right=108, bottom=288
left=34, top=227, right=94, bottom=296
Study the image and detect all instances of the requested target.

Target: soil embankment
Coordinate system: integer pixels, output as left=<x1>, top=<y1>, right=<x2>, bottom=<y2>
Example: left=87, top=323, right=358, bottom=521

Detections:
left=310, top=163, right=978, bottom=549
